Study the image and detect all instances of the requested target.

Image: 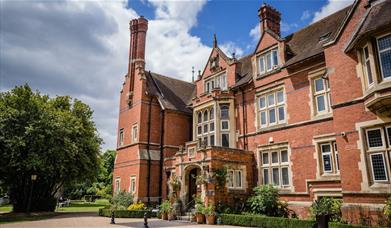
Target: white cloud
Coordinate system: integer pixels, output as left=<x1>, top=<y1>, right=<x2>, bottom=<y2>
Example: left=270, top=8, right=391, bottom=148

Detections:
left=312, top=0, right=354, bottom=23
left=249, top=23, right=261, bottom=42
left=300, top=10, right=311, bottom=21
left=0, top=0, right=212, bottom=150
left=281, top=21, right=298, bottom=33
left=220, top=42, right=244, bottom=58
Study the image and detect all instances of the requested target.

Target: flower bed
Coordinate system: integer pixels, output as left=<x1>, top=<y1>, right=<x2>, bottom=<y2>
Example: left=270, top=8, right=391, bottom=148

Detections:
left=98, top=208, right=156, bottom=218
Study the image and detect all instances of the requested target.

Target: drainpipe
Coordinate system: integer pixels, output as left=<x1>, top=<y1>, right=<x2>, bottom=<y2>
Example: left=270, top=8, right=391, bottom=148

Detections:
left=146, top=97, right=153, bottom=205
left=158, top=108, right=165, bottom=204
left=241, top=88, right=248, bottom=150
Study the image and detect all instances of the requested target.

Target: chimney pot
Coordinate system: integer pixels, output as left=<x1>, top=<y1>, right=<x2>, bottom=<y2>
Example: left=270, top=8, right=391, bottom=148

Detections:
left=258, top=3, right=281, bottom=37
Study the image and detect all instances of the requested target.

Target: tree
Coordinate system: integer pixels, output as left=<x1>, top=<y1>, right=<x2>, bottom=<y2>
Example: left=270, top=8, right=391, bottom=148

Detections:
left=63, top=149, right=115, bottom=200
left=0, top=85, right=102, bottom=212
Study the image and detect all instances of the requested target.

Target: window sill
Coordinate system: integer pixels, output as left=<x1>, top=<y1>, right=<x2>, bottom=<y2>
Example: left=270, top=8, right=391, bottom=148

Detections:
left=257, top=123, right=288, bottom=133
left=227, top=187, right=246, bottom=192
left=256, top=67, right=282, bottom=80
left=312, top=112, right=332, bottom=120
left=318, top=173, right=341, bottom=181
left=368, top=182, right=391, bottom=192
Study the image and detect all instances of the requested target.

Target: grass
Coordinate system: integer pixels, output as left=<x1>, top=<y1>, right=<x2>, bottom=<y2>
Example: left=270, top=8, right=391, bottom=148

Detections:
left=55, top=200, right=109, bottom=213
left=0, top=199, right=111, bottom=223
left=0, top=204, right=12, bottom=213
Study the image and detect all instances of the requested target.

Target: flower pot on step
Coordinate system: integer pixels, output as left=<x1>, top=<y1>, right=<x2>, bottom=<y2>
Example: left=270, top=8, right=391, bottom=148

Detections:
left=196, top=212, right=205, bottom=224
left=206, top=214, right=215, bottom=225
left=162, top=212, right=168, bottom=220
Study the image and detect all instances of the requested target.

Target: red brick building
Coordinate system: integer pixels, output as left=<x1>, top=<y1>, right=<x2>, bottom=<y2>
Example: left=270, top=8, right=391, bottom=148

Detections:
left=114, top=0, right=391, bottom=224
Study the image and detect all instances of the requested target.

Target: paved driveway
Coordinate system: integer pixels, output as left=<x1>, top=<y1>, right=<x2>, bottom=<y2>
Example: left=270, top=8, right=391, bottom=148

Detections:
left=1, top=212, right=246, bottom=228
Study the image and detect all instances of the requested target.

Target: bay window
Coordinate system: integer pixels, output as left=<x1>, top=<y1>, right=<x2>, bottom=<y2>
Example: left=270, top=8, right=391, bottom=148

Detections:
left=220, top=104, right=230, bottom=147
left=362, top=46, right=374, bottom=86
left=364, top=126, right=391, bottom=183
left=197, top=107, right=215, bottom=147
left=377, top=34, right=391, bottom=79
left=257, top=90, right=286, bottom=129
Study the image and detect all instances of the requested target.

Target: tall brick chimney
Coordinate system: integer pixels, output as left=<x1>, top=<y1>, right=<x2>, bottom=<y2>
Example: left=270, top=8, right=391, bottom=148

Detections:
left=128, top=16, right=148, bottom=104
left=258, top=3, right=281, bottom=37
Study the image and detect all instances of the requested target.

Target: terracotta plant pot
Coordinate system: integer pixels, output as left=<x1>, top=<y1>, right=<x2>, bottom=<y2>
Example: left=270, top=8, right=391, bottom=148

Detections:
left=168, top=212, right=176, bottom=221
left=206, top=214, right=215, bottom=225
left=162, top=212, right=168, bottom=220
left=196, top=213, right=205, bottom=224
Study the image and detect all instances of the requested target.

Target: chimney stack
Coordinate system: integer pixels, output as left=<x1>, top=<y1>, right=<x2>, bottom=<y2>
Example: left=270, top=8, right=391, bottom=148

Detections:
left=258, top=4, right=281, bottom=37
left=128, top=16, right=148, bottom=104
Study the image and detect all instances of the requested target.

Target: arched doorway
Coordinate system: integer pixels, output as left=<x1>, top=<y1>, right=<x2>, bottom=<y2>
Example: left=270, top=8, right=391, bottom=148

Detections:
left=185, top=166, right=201, bottom=208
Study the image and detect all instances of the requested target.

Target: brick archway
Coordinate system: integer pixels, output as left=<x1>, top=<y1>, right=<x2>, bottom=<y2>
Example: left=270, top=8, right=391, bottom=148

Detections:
left=181, top=164, right=202, bottom=210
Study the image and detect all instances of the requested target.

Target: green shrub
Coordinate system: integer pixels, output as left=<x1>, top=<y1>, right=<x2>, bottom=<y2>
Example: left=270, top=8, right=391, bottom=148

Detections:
left=159, top=200, right=171, bottom=213
left=110, top=191, right=133, bottom=210
left=98, top=208, right=155, bottom=218
left=247, top=184, right=288, bottom=217
left=220, top=213, right=315, bottom=228
left=384, top=196, right=391, bottom=218
left=310, top=197, right=342, bottom=222
left=128, top=201, right=146, bottom=211
left=329, top=222, right=368, bottom=228
left=204, top=204, right=216, bottom=216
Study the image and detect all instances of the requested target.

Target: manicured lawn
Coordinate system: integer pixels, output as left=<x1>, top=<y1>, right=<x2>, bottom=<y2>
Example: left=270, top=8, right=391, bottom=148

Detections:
left=0, top=204, right=12, bottom=213
left=56, top=200, right=109, bottom=213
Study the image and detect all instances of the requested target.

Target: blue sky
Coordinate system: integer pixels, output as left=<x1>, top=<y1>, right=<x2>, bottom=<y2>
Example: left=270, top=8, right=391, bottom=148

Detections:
left=1, top=0, right=354, bottom=150
left=129, top=0, right=346, bottom=55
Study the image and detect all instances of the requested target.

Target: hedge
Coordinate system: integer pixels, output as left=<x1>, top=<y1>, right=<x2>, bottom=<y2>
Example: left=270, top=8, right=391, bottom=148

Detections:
left=220, top=214, right=315, bottom=228
left=98, top=208, right=156, bottom=218
left=220, top=214, right=368, bottom=228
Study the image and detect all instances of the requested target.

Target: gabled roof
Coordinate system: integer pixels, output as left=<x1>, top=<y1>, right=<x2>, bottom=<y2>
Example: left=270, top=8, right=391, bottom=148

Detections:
left=232, top=54, right=253, bottom=89
left=146, top=72, right=195, bottom=114
left=284, top=5, right=352, bottom=67
left=345, top=0, right=391, bottom=52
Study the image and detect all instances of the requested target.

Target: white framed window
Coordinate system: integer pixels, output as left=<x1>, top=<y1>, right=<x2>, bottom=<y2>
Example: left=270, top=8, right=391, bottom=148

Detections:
left=377, top=34, right=391, bottom=79
left=130, top=176, right=136, bottom=193
left=115, top=177, right=121, bottom=194
left=119, top=129, right=124, bottom=146
left=227, top=170, right=243, bottom=189
left=220, top=104, right=230, bottom=148
left=204, top=72, right=228, bottom=93
left=319, top=141, right=339, bottom=174
left=196, top=107, right=215, bottom=147
left=312, top=77, right=331, bottom=115
left=257, top=90, right=285, bottom=129
left=257, top=47, right=279, bottom=75
left=132, top=125, right=138, bottom=143
left=261, top=149, right=290, bottom=188
left=364, top=125, right=391, bottom=184
left=362, top=46, right=374, bottom=86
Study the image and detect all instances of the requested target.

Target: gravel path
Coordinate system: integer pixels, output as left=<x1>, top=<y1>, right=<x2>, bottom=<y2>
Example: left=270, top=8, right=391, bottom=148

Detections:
left=1, top=212, right=245, bottom=228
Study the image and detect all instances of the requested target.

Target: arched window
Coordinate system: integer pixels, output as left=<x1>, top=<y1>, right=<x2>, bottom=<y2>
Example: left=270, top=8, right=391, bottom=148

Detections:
left=220, top=105, right=229, bottom=119
left=198, top=112, right=202, bottom=124
left=210, top=108, right=214, bottom=120
left=203, top=111, right=208, bottom=122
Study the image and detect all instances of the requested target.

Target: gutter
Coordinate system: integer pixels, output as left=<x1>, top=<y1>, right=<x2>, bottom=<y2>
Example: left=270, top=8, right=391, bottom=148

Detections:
left=146, top=97, right=153, bottom=205
left=158, top=107, right=165, bottom=204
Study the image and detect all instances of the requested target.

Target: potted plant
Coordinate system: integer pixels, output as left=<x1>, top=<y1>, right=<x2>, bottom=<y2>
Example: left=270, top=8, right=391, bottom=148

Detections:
left=159, top=200, right=171, bottom=220
left=204, top=204, right=216, bottom=225
left=310, top=197, right=342, bottom=228
left=194, top=196, right=205, bottom=224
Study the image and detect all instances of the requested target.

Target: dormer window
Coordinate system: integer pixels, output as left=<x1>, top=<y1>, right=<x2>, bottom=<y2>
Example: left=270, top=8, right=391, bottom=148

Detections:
left=258, top=47, right=279, bottom=75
